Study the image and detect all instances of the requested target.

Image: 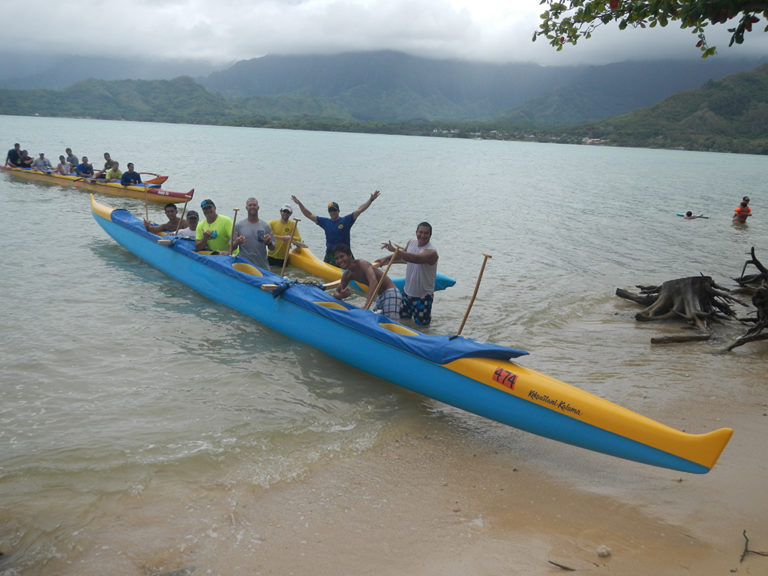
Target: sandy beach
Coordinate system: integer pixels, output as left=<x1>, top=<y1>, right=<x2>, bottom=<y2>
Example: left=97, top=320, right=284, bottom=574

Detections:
left=32, top=387, right=767, bottom=576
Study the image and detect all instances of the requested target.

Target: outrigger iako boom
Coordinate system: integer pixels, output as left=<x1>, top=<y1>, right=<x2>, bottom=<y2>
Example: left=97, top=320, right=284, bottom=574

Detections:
left=90, top=195, right=732, bottom=474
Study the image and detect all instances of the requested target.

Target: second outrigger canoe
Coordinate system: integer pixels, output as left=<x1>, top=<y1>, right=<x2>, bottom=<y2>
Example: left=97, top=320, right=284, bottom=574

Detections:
left=289, top=244, right=456, bottom=293
left=1, top=165, right=193, bottom=204
left=90, top=194, right=732, bottom=474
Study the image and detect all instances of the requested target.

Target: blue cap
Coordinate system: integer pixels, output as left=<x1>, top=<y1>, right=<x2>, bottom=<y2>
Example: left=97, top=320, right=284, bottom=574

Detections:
left=201, top=199, right=215, bottom=208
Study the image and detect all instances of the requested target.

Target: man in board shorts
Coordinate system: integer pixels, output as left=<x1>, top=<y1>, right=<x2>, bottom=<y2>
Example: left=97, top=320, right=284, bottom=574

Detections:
left=376, top=222, right=438, bottom=326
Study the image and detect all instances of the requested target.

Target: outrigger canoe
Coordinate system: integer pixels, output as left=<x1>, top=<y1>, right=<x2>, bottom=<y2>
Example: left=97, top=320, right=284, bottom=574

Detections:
left=90, top=194, right=732, bottom=474
left=289, top=244, right=456, bottom=293
left=1, top=165, right=192, bottom=204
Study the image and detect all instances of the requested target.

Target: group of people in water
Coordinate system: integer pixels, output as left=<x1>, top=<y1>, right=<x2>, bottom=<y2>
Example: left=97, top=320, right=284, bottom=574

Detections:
left=681, top=195, right=753, bottom=223
left=5, top=144, right=144, bottom=187
left=145, top=191, right=439, bottom=326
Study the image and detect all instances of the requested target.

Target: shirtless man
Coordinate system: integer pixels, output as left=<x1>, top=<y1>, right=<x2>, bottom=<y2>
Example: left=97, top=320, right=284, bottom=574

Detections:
left=332, top=243, right=401, bottom=320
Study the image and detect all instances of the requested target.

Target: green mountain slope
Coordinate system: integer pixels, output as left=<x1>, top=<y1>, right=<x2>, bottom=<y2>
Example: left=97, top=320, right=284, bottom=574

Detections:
left=574, top=63, right=768, bottom=154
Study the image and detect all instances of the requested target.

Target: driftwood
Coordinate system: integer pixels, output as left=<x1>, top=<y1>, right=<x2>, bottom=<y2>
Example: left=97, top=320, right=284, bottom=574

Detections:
left=725, top=248, right=768, bottom=351
left=616, top=276, right=740, bottom=332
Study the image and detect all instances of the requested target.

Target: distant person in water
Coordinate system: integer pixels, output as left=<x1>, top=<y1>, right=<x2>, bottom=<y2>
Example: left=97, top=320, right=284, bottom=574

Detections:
left=733, top=201, right=751, bottom=223
left=121, top=163, right=142, bottom=186
left=683, top=211, right=704, bottom=220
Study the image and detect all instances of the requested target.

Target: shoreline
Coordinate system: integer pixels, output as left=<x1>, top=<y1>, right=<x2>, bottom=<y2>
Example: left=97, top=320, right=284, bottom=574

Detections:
left=31, top=399, right=767, bottom=576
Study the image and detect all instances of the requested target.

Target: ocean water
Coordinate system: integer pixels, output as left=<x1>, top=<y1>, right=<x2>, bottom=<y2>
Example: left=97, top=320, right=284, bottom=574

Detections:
left=0, top=115, right=766, bottom=574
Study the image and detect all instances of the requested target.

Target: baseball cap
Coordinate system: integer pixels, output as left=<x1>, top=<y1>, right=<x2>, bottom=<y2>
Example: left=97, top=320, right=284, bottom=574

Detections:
left=200, top=199, right=215, bottom=208
left=280, top=204, right=293, bottom=213
left=328, top=202, right=339, bottom=211
left=186, top=210, right=199, bottom=219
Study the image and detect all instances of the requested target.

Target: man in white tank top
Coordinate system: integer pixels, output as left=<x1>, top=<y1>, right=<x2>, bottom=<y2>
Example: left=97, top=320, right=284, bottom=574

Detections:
left=376, top=222, right=438, bottom=326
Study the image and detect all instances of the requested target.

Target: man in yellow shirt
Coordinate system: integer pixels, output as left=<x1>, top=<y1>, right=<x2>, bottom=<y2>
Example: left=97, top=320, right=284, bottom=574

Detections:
left=195, top=199, right=234, bottom=253
left=268, top=203, right=302, bottom=266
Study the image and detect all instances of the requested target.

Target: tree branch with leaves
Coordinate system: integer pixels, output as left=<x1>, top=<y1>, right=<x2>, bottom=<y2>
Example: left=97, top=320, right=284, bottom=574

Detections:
left=534, top=1, right=768, bottom=57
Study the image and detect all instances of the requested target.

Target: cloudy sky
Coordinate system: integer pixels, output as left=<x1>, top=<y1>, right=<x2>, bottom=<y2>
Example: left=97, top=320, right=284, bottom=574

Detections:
left=4, top=0, right=767, bottom=66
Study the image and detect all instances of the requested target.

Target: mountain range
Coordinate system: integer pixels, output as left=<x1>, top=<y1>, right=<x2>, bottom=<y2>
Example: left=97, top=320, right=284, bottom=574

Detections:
left=0, top=50, right=765, bottom=153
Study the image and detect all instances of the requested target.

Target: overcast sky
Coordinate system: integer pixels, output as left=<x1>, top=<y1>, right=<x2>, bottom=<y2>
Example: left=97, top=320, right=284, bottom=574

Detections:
left=4, top=0, right=767, bottom=66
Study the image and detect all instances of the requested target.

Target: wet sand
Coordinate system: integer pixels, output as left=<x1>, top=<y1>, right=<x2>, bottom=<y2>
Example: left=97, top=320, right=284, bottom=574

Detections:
left=35, top=393, right=767, bottom=576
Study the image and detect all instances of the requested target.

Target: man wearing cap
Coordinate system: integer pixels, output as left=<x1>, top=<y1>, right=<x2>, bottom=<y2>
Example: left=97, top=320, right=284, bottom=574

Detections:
left=232, top=197, right=275, bottom=269
left=267, top=204, right=302, bottom=266
left=176, top=210, right=199, bottom=240
left=31, top=152, right=53, bottom=172
left=196, top=199, right=234, bottom=253
left=290, top=190, right=380, bottom=266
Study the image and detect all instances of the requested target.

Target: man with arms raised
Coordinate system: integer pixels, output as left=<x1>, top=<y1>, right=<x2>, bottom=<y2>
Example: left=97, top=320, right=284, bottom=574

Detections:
left=232, top=197, right=275, bottom=269
left=290, top=190, right=380, bottom=265
left=195, top=199, right=234, bottom=254
left=376, top=222, right=439, bottom=326
left=333, top=243, right=401, bottom=321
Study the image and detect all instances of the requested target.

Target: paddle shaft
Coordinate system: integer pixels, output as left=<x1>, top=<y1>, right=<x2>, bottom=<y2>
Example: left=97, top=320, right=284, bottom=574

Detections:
left=229, top=208, right=240, bottom=254
left=365, top=245, right=401, bottom=309
left=280, top=218, right=300, bottom=277
left=456, top=253, right=492, bottom=336
left=174, top=199, right=190, bottom=235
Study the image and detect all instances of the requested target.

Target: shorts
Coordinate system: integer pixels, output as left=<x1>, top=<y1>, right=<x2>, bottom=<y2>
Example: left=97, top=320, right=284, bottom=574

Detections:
left=400, top=292, right=434, bottom=326
left=375, top=288, right=402, bottom=320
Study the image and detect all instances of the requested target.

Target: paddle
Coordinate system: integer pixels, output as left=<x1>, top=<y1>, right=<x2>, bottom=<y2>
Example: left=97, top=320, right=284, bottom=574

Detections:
left=365, top=244, right=401, bottom=310
left=174, top=198, right=190, bottom=235
left=261, top=279, right=340, bottom=292
left=229, top=208, right=240, bottom=254
left=456, top=253, right=492, bottom=336
left=280, top=218, right=300, bottom=277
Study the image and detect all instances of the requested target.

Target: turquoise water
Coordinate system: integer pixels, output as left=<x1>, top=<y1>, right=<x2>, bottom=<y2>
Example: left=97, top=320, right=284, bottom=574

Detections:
left=0, top=115, right=766, bottom=573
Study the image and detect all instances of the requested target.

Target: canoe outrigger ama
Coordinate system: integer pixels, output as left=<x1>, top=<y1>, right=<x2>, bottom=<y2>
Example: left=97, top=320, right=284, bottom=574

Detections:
left=90, top=194, right=733, bottom=474
left=0, top=164, right=193, bottom=204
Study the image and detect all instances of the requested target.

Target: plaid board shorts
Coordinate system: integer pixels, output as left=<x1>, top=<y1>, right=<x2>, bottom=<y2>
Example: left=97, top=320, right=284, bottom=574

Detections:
left=374, top=288, right=402, bottom=320
left=400, top=292, right=433, bottom=326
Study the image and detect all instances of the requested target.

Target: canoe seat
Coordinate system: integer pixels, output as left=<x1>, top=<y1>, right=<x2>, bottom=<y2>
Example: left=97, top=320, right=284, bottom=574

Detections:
left=379, top=323, right=418, bottom=336
left=233, top=262, right=263, bottom=276
left=314, top=301, right=348, bottom=310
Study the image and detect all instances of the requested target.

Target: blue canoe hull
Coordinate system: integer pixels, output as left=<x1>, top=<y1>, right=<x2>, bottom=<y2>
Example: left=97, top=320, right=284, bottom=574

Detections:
left=90, top=195, right=732, bottom=474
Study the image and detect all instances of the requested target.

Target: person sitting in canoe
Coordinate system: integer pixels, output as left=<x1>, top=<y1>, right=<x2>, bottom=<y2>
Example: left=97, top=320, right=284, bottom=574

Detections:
left=144, top=202, right=188, bottom=234
left=104, top=160, right=122, bottom=182
left=5, top=143, right=22, bottom=167
left=332, top=243, right=402, bottom=320
left=18, top=150, right=34, bottom=168
left=267, top=204, right=302, bottom=267
left=290, top=191, right=380, bottom=266
left=76, top=156, right=94, bottom=178
left=65, top=148, right=78, bottom=170
left=176, top=210, right=199, bottom=240
left=31, top=152, right=53, bottom=172
left=120, top=163, right=142, bottom=186
left=55, top=155, right=71, bottom=175
left=93, top=152, right=115, bottom=179
left=195, top=199, right=234, bottom=254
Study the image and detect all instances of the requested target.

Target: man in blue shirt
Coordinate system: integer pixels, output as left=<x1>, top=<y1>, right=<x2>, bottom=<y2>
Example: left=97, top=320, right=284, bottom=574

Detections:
left=121, top=162, right=143, bottom=186
left=291, top=190, right=380, bottom=265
